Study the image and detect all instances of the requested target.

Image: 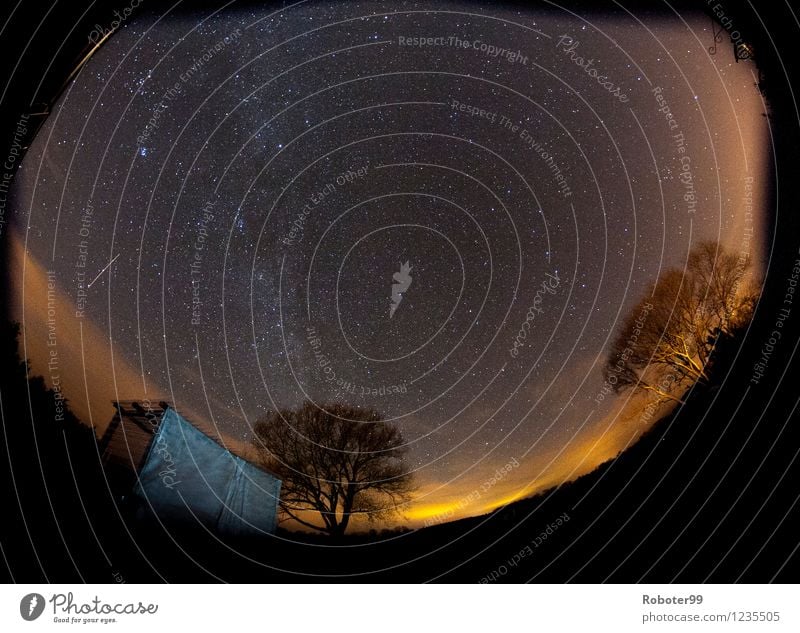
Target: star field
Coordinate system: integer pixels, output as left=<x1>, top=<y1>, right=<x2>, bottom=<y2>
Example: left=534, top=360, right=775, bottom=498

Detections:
left=10, top=1, right=767, bottom=523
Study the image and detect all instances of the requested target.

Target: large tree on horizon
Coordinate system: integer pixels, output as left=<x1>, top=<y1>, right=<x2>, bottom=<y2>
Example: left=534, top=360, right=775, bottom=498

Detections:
left=252, top=402, right=415, bottom=537
left=603, top=241, right=759, bottom=404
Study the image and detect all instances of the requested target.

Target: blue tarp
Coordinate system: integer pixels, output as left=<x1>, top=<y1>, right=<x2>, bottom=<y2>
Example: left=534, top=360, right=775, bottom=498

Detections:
left=131, top=408, right=281, bottom=536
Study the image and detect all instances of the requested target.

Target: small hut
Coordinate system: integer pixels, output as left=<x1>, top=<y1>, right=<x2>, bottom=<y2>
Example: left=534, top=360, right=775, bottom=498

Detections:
left=99, top=401, right=281, bottom=536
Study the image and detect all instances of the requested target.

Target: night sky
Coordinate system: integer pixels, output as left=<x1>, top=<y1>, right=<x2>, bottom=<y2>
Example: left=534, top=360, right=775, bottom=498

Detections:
left=9, top=1, right=767, bottom=526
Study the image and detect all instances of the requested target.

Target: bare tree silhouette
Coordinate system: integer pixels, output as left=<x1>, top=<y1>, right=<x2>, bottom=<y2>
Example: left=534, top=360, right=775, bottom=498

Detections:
left=252, top=402, right=415, bottom=537
left=603, top=241, right=759, bottom=404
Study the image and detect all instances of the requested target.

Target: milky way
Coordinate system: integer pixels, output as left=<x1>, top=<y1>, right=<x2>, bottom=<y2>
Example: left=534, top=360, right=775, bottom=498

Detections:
left=9, top=1, right=768, bottom=524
